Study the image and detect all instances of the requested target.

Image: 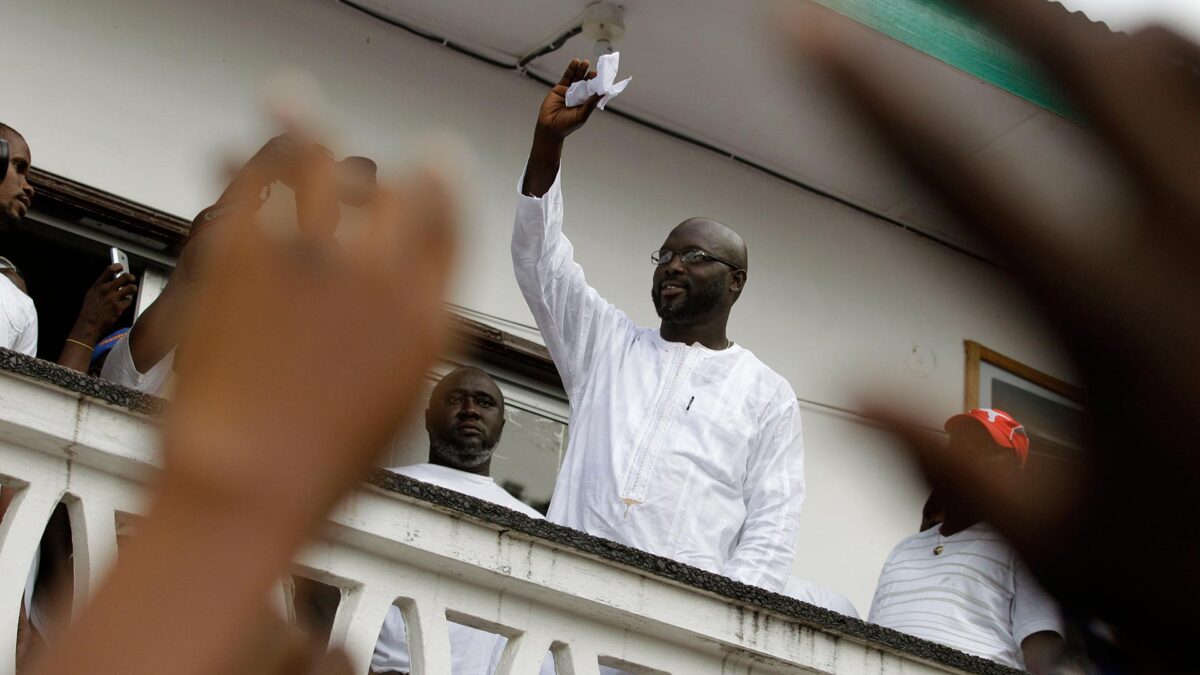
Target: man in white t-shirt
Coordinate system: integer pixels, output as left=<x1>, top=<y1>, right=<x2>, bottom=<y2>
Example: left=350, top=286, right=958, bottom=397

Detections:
left=0, top=124, right=38, bottom=357
left=371, top=367, right=543, bottom=675
left=1, top=123, right=138, bottom=667
left=868, top=409, right=1067, bottom=673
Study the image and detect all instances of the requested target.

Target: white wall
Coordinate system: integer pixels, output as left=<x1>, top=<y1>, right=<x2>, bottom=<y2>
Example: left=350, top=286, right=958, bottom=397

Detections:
left=5, top=0, right=1075, bottom=613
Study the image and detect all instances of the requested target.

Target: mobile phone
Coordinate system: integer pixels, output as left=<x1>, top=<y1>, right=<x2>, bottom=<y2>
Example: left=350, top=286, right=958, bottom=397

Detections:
left=109, top=247, right=130, bottom=279
left=0, top=138, right=8, bottom=183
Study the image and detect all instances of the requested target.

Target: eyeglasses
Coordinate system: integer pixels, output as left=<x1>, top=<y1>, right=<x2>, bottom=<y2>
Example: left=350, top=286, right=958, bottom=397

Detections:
left=651, top=249, right=743, bottom=271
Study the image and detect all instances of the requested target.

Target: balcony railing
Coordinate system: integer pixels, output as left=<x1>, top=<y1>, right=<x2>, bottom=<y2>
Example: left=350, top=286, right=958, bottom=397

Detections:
left=0, top=350, right=1017, bottom=675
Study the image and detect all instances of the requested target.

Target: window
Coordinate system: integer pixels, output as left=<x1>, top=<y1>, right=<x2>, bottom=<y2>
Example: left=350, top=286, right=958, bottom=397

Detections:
left=379, top=359, right=569, bottom=515
left=964, top=340, right=1086, bottom=462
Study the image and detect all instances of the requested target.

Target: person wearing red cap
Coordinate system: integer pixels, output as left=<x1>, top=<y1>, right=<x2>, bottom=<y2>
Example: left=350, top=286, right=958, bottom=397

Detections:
left=867, top=409, right=1069, bottom=674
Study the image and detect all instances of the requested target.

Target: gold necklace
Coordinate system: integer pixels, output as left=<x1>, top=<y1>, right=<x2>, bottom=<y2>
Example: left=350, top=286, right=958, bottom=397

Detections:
left=933, top=530, right=944, bottom=556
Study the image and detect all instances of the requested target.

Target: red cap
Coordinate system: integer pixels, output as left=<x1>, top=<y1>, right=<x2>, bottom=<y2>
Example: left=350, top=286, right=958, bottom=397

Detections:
left=945, top=408, right=1030, bottom=467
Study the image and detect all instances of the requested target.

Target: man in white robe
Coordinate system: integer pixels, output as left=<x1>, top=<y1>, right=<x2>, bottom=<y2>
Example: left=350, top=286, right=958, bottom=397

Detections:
left=511, top=59, right=805, bottom=592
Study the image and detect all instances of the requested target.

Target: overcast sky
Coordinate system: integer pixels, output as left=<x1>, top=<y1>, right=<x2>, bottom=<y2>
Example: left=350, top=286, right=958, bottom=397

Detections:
left=1058, top=0, right=1200, bottom=37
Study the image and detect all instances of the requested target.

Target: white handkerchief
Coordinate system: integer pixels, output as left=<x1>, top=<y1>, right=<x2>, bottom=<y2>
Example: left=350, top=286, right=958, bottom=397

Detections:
left=564, top=51, right=632, bottom=111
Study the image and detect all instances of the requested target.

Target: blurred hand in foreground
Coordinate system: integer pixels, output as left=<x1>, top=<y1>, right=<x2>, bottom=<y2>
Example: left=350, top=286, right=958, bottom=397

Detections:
left=797, top=0, right=1200, bottom=667
left=31, top=132, right=458, bottom=675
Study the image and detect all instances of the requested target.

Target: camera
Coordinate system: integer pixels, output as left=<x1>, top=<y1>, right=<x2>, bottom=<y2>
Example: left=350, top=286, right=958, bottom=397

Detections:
left=0, top=138, right=8, bottom=183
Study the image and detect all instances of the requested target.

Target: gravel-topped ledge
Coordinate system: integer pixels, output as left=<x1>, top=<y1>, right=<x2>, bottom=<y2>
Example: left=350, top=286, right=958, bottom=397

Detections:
left=0, top=347, right=165, bottom=415
left=0, top=347, right=1021, bottom=674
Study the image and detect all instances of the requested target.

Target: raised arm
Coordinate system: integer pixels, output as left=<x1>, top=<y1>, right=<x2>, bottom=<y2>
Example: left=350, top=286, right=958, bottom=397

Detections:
left=522, top=59, right=601, bottom=198
left=512, top=62, right=631, bottom=396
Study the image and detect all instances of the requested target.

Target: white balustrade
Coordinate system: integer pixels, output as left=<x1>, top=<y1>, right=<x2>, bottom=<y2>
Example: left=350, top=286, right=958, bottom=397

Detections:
left=0, top=361, right=997, bottom=675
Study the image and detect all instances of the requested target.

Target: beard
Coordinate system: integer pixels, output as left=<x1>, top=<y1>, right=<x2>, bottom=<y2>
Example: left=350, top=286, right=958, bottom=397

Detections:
left=652, top=277, right=725, bottom=322
left=430, top=434, right=496, bottom=470
left=0, top=201, right=19, bottom=230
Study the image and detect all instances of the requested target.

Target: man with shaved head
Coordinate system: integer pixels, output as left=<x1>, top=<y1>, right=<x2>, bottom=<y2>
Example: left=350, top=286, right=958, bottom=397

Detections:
left=371, top=366, right=543, bottom=674
left=511, top=60, right=805, bottom=592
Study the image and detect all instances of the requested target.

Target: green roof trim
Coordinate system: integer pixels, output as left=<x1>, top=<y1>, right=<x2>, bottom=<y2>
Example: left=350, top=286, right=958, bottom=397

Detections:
left=811, top=0, right=1078, bottom=117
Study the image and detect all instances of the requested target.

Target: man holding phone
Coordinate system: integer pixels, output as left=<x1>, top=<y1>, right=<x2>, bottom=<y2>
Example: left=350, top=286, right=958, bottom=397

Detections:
left=0, top=122, right=135, bottom=370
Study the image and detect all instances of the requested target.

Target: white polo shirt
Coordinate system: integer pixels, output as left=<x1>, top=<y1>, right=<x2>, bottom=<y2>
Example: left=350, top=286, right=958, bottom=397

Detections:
left=0, top=272, right=37, bottom=357
left=868, top=523, right=1062, bottom=669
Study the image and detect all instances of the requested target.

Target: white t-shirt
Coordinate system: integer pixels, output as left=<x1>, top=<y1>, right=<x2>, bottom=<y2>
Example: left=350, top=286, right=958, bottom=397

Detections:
left=512, top=170, right=805, bottom=592
left=1, top=271, right=39, bottom=635
left=99, top=333, right=174, bottom=397
left=0, top=273, right=37, bottom=357
left=372, top=463, right=543, bottom=674
left=868, top=523, right=1062, bottom=669
left=783, top=577, right=859, bottom=619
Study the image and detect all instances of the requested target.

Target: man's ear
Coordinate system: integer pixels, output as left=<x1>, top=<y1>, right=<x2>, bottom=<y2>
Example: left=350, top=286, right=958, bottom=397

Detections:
left=424, top=407, right=432, bottom=433
left=730, top=269, right=747, bottom=293
left=496, top=416, right=506, bottom=439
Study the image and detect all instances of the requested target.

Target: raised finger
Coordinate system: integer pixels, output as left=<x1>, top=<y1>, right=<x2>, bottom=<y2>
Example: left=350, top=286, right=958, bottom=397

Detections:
left=557, top=58, right=584, bottom=87
left=97, top=263, right=123, bottom=284
left=573, top=59, right=592, bottom=83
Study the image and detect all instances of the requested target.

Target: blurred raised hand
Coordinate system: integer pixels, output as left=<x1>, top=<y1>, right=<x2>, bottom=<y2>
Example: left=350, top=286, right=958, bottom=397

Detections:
left=798, top=0, right=1200, bottom=667
left=32, top=132, right=458, bottom=675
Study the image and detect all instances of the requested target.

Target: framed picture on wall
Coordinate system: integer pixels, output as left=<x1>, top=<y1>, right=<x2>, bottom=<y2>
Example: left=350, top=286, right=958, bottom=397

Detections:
left=964, top=340, right=1086, bottom=462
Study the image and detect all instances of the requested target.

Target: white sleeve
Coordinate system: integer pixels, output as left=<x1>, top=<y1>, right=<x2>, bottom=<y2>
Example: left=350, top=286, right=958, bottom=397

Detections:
left=827, top=592, right=860, bottom=619
left=371, top=606, right=411, bottom=673
left=722, top=388, right=805, bottom=592
left=12, top=304, right=37, bottom=358
left=512, top=169, right=634, bottom=397
left=99, top=334, right=174, bottom=397
left=1011, top=554, right=1064, bottom=644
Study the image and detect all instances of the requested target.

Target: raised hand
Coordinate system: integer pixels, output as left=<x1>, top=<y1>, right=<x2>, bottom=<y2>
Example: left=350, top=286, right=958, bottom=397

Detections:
left=523, top=59, right=600, bottom=197
left=32, top=135, right=458, bottom=675
left=58, top=264, right=137, bottom=372
left=797, top=0, right=1200, bottom=666
left=75, top=264, right=137, bottom=335
left=164, top=148, right=457, bottom=528
left=536, top=59, right=601, bottom=139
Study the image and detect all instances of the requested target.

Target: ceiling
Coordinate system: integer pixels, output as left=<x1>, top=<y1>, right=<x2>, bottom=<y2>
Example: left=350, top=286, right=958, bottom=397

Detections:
left=345, top=0, right=1117, bottom=259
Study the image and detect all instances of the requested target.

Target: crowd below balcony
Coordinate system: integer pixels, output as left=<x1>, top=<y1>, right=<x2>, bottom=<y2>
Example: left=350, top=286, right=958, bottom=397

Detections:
left=0, top=1, right=1198, bottom=673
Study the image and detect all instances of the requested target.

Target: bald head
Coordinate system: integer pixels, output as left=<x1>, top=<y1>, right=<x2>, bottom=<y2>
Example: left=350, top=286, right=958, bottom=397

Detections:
left=425, top=367, right=506, bottom=474
left=669, top=218, right=747, bottom=272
